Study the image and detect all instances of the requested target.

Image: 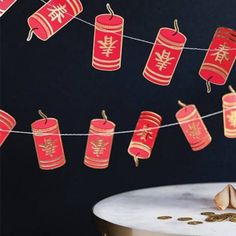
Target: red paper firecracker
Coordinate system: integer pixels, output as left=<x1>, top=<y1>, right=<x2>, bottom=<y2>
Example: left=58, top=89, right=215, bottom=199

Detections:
left=31, top=110, right=66, bottom=170
left=222, top=85, right=236, bottom=138
left=175, top=101, right=212, bottom=151
left=0, top=109, right=16, bottom=147
left=92, top=4, right=124, bottom=71
left=199, top=27, right=236, bottom=91
left=128, top=111, right=162, bottom=167
left=84, top=111, right=115, bottom=169
left=0, top=0, right=17, bottom=17
left=143, top=20, right=187, bottom=86
left=27, top=0, right=83, bottom=41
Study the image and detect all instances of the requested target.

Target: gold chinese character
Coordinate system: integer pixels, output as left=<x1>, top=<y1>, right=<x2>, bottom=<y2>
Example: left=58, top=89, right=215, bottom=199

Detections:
left=137, top=125, right=153, bottom=141
left=211, top=43, right=230, bottom=64
left=39, top=138, right=57, bottom=157
left=47, top=4, right=67, bottom=24
left=91, top=139, right=109, bottom=157
left=187, top=122, right=201, bottom=139
left=155, top=50, right=175, bottom=71
left=227, top=111, right=236, bottom=128
left=98, top=36, right=118, bottom=57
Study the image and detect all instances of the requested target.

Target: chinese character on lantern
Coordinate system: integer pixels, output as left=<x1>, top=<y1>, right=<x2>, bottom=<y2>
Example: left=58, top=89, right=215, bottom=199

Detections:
left=47, top=4, right=67, bottom=23
left=137, top=125, right=153, bottom=141
left=187, top=122, right=201, bottom=139
left=98, top=36, right=118, bottom=57
left=211, top=43, right=230, bottom=64
left=39, top=138, right=57, bottom=157
left=91, top=139, right=109, bottom=157
left=155, top=50, right=175, bottom=71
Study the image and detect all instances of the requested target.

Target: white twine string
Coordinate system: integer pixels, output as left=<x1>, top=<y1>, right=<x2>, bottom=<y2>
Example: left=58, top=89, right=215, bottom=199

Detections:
left=37, top=0, right=236, bottom=51
left=1, top=106, right=235, bottom=136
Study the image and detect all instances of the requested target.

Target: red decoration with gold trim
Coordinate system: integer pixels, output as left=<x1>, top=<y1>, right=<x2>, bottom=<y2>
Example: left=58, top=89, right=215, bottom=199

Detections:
left=199, top=27, right=236, bottom=86
left=143, top=20, right=187, bottom=86
left=0, top=0, right=17, bottom=17
left=84, top=111, right=116, bottom=169
left=31, top=111, right=66, bottom=170
left=175, top=101, right=212, bottom=151
left=92, top=4, right=124, bottom=71
left=27, top=0, right=83, bottom=41
left=222, top=85, right=236, bottom=138
left=128, top=111, right=162, bottom=166
left=0, top=109, right=16, bottom=147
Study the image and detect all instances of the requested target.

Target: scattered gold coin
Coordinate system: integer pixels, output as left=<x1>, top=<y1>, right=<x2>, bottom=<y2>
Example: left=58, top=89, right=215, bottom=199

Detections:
left=157, top=216, right=172, bottom=220
left=200, top=212, right=215, bottom=216
left=187, top=221, right=203, bottom=225
left=177, top=217, right=193, bottom=221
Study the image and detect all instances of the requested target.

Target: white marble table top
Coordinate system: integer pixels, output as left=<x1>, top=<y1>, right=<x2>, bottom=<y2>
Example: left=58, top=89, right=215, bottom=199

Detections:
left=93, top=183, right=236, bottom=236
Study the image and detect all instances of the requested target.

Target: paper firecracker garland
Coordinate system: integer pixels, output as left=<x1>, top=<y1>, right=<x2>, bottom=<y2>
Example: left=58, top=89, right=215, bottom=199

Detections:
left=84, top=110, right=116, bottom=169
left=143, top=20, right=187, bottom=86
left=128, top=111, right=162, bottom=167
left=92, top=4, right=124, bottom=71
left=176, top=101, right=212, bottom=151
left=199, top=27, right=236, bottom=93
left=31, top=110, right=66, bottom=170
left=0, top=0, right=17, bottom=17
left=222, top=85, right=236, bottom=138
left=27, top=0, right=83, bottom=41
left=0, top=109, right=16, bottom=147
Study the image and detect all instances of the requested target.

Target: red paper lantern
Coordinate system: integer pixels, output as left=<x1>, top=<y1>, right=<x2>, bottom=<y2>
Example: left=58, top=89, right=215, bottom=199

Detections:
left=199, top=27, right=236, bottom=86
left=175, top=101, right=212, bottom=151
left=31, top=111, right=66, bottom=170
left=222, top=86, right=236, bottom=138
left=128, top=111, right=162, bottom=166
left=0, top=109, right=16, bottom=147
left=84, top=111, right=115, bottom=169
left=0, top=0, right=17, bottom=17
left=143, top=20, right=187, bottom=86
left=27, top=0, right=83, bottom=41
left=92, top=4, right=124, bottom=71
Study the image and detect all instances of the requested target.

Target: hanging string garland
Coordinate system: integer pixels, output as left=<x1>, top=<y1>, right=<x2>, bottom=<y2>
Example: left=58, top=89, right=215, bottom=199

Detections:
left=84, top=110, right=116, bottom=169
left=199, top=27, right=236, bottom=93
left=0, top=0, right=16, bottom=17
left=176, top=101, right=212, bottom=151
left=31, top=110, right=66, bottom=170
left=222, top=86, right=236, bottom=138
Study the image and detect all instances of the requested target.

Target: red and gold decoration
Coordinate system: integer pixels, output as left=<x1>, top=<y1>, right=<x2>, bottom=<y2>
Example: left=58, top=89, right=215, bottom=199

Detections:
left=128, top=111, right=162, bottom=167
left=31, top=110, right=66, bottom=170
left=0, top=109, right=16, bottom=147
left=92, top=4, right=124, bottom=71
left=222, top=85, right=236, bottom=138
left=175, top=101, right=212, bottom=151
left=0, top=0, right=17, bottom=17
left=84, top=110, right=116, bottom=169
left=143, top=20, right=187, bottom=86
left=199, top=27, right=236, bottom=92
left=27, top=0, right=83, bottom=41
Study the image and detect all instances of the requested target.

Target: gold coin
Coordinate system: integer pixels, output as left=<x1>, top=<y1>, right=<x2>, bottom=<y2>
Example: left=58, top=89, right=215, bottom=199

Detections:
left=157, top=216, right=172, bottom=220
left=177, top=217, right=193, bottom=221
left=188, top=221, right=203, bottom=225
left=201, top=212, right=215, bottom=216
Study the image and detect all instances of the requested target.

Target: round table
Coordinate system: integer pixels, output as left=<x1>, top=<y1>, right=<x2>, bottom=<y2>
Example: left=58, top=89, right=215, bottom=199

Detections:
left=93, top=183, right=236, bottom=236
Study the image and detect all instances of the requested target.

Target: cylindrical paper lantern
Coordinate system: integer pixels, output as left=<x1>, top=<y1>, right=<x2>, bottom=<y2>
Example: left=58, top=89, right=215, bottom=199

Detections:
left=92, top=4, right=124, bottom=71
left=84, top=111, right=115, bottom=169
left=128, top=111, right=162, bottom=166
left=176, top=101, right=212, bottom=151
left=31, top=111, right=66, bottom=170
left=0, top=109, right=16, bottom=147
left=27, top=0, right=83, bottom=41
left=143, top=20, right=187, bottom=86
left=199, top=27, right=236, bottom=86
left=0, top=0, right=17, bottom=17
left=222, top=85, right=236, bottom=138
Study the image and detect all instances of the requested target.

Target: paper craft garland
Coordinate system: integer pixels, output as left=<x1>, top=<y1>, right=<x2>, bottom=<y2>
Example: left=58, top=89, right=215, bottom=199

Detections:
left=27, top=0, right=83, bottom=41
left=143, top=20, right=187, bottom=86
left=31, top=110, right=66, bottom=170
left=0, top=0, right=17, bottom=17
left=222, top=86, right=236, bottom=138
left=92, top=4, right=124, bottom=71
left=176, top=101, right=212, bottom=151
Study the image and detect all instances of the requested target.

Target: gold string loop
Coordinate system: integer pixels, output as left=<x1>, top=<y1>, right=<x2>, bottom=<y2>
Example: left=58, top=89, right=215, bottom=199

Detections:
left=134, top=154, right=140, bottom=168
left=178, top=100, right=187, bottom=107
left=38, top=110, right=48, bottom=124
left=229, top=85, right=235, bottom=93
left=173, top=19, right=179, bottom=35
left=102, top=110, right=108, bottom=123
left=106, top=3, right=115, bottom=20
left=26, top=28, right=37, bottom=42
